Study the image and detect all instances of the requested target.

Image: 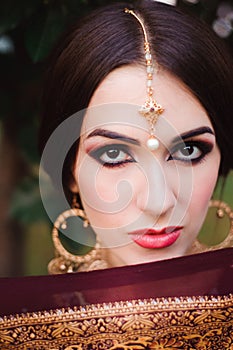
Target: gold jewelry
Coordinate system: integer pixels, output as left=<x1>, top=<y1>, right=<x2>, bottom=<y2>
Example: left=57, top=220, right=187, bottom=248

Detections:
left=189, top=199, right=233, bottom=254
left=2, top=294, right=233, bottom=348
left=48, top=207, right=108, bottom=274
left=125, top=8, right=164, bottom=150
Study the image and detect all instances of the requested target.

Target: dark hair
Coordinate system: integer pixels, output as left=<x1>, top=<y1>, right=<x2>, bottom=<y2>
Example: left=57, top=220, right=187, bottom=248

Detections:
left=39, top=0, right=233, bottom=203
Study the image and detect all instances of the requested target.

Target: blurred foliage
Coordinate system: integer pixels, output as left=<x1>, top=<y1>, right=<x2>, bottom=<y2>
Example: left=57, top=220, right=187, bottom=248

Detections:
left=0, top=0, right=232, bottom=276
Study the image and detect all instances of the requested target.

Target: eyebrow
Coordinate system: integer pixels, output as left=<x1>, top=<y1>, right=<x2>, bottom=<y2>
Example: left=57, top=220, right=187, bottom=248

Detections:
left=87, top=126, right=215, bottom=146
left=172, top=126, right=215, bottom=144
left=87, top=129, right=141, bottom=146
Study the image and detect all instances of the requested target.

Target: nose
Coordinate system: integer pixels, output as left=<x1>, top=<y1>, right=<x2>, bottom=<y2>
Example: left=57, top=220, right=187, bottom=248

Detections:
left=136, top=158, right=176, bottom=220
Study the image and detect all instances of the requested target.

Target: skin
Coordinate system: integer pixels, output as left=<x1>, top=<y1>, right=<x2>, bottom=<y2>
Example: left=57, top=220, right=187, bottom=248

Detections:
left=73, top=65, right=221, bottom=267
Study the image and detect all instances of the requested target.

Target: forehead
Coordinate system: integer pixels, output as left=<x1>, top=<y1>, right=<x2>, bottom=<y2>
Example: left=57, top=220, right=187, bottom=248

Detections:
left=81, top=65, right=213, bottom=137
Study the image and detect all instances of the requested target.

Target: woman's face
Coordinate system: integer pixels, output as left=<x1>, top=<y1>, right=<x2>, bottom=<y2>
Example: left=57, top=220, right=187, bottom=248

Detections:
left=73, top=65, right=220, bottom=266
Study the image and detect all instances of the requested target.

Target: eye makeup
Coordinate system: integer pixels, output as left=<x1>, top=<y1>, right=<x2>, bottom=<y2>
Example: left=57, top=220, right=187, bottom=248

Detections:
left=88, top=143, right=136, bottom=168
left=168, top=140, right=214, bottom=164
left=84, top=126, right=216, bottom=168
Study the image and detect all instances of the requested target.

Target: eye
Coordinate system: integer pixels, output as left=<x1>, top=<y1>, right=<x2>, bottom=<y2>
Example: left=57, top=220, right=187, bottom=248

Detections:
left=89, top=144, right=135, bottom=168
left=168, top=141, right=213, bottom=164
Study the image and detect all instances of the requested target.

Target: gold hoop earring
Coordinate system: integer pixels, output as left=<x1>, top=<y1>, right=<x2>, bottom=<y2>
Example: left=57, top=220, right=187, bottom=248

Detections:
left=48, top=207, right=109, bottom=274
left=190, top=199, right=233, bottom=254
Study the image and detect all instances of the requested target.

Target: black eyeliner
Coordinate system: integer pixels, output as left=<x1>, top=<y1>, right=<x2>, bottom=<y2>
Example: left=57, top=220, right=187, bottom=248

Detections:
left=169, top=140, right=213, bottom=164
left=88, top=143, right=136, bottom=167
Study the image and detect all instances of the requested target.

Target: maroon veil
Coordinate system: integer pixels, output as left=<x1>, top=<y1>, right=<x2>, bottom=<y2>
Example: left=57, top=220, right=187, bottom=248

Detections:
left=0, top=248, right=232, bottom=349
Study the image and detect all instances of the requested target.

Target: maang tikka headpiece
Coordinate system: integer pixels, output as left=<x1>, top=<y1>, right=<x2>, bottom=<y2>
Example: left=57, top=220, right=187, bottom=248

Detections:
left=125, top=8, right=164, bottom=150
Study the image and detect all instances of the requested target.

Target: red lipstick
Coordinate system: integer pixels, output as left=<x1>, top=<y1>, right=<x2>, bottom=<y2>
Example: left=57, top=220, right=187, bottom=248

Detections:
left=129, top=227, right=182, bottom=249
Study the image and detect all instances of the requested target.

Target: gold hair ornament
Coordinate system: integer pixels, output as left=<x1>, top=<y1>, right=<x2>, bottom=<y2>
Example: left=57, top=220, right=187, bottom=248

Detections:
left=125, top=8, right=164, bottom=150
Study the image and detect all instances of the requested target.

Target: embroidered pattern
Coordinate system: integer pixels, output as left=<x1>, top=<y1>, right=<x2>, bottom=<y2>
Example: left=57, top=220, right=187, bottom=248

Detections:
left=0, top=294, right=232, bottom=349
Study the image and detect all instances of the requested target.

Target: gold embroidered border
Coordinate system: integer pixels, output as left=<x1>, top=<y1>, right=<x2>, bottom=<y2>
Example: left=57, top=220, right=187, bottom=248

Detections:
left=0, top=294, right=232, bottom=349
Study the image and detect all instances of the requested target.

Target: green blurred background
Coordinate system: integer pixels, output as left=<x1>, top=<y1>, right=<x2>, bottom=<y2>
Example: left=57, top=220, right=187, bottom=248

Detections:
left=0, top=0, right=232, bottom=277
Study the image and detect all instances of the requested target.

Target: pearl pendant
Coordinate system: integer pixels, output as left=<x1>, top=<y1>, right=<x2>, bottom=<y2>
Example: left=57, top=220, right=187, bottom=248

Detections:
left=147, top=136, right=159, bottom=150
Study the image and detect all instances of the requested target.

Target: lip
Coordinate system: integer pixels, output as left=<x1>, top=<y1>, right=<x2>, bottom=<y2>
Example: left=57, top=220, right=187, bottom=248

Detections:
left=129, top=226, right=183, bottom=249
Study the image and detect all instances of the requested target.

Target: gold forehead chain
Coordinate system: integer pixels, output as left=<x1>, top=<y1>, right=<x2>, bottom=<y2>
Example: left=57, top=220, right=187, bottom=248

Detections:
left=125, top=8, right=164, bottom=150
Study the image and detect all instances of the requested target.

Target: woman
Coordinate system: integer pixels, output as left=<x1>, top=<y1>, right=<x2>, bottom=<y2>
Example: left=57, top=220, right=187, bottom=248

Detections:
left=1, top=1, right=233, bottom=348
left=38, top=0, right=233, bottom=273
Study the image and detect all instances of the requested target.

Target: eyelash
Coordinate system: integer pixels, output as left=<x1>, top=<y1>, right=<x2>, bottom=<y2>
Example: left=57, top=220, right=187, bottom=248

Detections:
left=168, top=140, right=213, bottom=164
left=89, top=144, right=136, bottom=168
left=88, top=140, right=213, bottom=168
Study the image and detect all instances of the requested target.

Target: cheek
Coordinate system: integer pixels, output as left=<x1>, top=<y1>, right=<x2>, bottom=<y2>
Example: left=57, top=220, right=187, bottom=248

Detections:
left=76, top=162, right=147, bottom=228
left=78, top=168, right=134, bottom=213
left=188, top=167, right=219, bottom=223
left=190, top=147, right=220, bottom=208
left=75, top=155, right=122, bottom=209
left=192, top=184, right=213, bottom=211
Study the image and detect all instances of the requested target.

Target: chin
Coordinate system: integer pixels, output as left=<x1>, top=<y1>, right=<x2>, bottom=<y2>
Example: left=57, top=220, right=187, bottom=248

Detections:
left=119, top=248, right=186, bottom=267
